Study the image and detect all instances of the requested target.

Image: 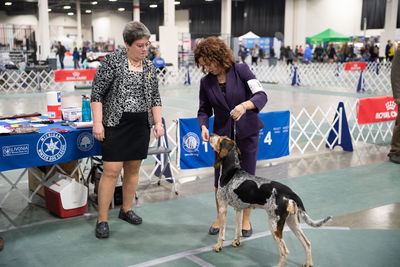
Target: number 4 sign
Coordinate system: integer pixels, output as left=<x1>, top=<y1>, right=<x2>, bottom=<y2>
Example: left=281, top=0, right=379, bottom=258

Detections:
left=257, top=111, right=290, bottom=160
left=264, top=131, right=272, bottom=145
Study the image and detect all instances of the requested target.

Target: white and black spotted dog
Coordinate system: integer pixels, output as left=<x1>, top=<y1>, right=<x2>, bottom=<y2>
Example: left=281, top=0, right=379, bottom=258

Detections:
left=209, top=134, right=332, bottom=267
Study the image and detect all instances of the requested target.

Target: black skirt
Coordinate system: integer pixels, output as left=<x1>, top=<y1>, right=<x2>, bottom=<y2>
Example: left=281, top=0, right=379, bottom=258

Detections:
left=100, top=112, right=150, bottom=161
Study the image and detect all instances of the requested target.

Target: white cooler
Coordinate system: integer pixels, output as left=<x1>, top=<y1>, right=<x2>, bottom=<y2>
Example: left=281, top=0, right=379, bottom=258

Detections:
left=44, top=173, right=88, bottom=218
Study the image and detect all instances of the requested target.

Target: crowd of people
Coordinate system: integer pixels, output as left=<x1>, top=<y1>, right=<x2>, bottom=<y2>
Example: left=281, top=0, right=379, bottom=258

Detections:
left=54, top=38, right=166, bottom=73
left=238, top=40, right=398, bottom=67
left=280, top=40, right=398, bottom=65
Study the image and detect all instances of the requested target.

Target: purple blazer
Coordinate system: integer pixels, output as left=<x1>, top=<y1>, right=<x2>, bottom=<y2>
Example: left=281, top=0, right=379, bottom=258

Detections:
left=197, top=63, right=267, bottom=140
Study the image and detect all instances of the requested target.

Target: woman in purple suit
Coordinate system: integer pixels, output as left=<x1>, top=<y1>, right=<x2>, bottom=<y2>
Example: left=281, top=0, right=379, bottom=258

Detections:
left=195, top=37, right=267, bottom=237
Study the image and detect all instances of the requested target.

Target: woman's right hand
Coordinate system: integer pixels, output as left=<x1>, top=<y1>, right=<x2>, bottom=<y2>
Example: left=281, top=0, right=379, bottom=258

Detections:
left=201, top=125, right=209, bottom=142
left=92, top=122, right=105, bottom=141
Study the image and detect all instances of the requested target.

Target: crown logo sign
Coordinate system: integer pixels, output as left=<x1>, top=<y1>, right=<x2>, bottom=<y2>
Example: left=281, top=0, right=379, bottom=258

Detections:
left=385, top=101, right=396, bottom=111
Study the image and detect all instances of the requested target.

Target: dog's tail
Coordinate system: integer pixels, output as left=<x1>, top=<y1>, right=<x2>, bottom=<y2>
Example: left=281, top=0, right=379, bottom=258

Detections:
left=286, top=194, right=332, bottom=227
left=299, top=210, right=332, bottom=227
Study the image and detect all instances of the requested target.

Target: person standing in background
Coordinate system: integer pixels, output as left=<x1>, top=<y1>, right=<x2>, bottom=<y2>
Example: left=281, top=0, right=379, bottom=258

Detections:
left=251, top=44, right=259, bottom=66
left=388, top=48, right=400, bottom=164
left=238, top=44, right=248, bottom=64
left=286, top=46, right=294, bottom=65
left=303, top=44, right=312, bottom=64
left=56, top=41, right=66, bottom=69
left=153, top=51, right=167, bottom=85
left=73, top=47, right=80, bottom=69
left=81, top=46, right=87, bottom=64
left=280, top=45, right=285, bottom=61
left=388, top=44, right=395, bottom=62
left=385, top=40, right=391, bottom=62
left=258, top=46, right=264, bottom=63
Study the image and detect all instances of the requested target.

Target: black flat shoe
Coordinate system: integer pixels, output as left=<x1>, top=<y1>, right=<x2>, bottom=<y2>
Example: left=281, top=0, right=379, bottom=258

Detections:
left=95, top=221, right=109, bottom=238
left=118, top=208, right=142, bottom=225
left=389, top=155, right=400, bottom=164
left=208, top=226, right=220, bottom=235
left=242, top=225, right=253, bottom=237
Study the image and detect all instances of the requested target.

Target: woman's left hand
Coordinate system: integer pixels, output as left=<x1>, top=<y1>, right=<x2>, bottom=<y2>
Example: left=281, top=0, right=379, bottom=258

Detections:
left=230, top=103, right=246, bottom=121
left=153, top=123, right=165, bottom=139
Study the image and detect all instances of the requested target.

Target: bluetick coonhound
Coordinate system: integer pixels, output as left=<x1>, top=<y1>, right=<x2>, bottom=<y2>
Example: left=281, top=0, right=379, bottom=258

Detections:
left=209, top=134, right=332, bottom=267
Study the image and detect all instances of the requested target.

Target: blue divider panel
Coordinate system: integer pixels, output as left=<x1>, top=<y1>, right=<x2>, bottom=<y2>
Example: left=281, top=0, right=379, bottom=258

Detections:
left=257, top=111, right=290, bottom=160
left=179, top=117, right=214, bottom=170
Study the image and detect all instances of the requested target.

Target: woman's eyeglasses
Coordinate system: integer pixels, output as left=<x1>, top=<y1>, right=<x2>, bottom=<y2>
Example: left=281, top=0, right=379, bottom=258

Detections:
left=134, top=41, right=150, bottom=49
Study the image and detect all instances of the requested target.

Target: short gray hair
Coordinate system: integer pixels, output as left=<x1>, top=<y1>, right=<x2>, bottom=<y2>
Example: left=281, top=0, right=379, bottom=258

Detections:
left=123, top=21, right=151, bottom=45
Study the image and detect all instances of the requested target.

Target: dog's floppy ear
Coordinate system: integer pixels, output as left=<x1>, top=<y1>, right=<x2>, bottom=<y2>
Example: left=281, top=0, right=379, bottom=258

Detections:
left=213, top=148, right=228, bottom=169
left=219, top=148, right=228, bottom=158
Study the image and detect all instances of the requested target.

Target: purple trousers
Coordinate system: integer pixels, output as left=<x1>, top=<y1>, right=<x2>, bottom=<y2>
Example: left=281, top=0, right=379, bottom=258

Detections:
left=214, top=132, right=259, bottom=188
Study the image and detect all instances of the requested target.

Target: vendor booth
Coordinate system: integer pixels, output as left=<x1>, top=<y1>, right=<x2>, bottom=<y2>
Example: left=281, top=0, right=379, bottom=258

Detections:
left=306, top=28, right=350, bottom=44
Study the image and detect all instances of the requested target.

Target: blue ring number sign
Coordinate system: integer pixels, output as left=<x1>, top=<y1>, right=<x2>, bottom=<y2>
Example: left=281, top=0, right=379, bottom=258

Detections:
left=257, top=111, right=290, bottom=160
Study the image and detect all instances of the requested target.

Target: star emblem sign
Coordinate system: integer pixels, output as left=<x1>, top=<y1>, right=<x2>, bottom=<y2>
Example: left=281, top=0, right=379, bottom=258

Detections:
left=45, top=138, right=59, bottom=155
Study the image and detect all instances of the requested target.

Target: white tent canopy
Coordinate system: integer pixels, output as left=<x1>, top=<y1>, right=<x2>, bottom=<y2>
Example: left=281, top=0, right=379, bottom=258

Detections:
left=238, top=31, right=260, bottom=40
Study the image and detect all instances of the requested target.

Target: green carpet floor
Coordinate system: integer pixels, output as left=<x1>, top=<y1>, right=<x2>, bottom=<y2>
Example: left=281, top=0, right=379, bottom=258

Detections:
left=0, top=161, right=399, bottom=267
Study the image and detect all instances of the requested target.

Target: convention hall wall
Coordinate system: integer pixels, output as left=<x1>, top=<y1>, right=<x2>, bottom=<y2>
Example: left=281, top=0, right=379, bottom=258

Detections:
left=305, top=0, right=396, bottom=39
left=1, top=0, right=399, bottom=48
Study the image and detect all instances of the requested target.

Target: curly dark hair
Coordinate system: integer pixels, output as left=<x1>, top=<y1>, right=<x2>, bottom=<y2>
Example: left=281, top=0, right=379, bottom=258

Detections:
left=194, top=37, right=235, bottom=73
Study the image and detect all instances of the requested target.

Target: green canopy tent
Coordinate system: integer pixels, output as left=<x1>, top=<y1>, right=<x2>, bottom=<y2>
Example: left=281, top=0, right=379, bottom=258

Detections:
left=306, top=28, right=350, bottom=44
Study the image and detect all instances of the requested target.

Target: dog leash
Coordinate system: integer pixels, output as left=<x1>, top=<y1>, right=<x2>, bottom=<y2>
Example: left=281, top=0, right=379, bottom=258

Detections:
left=233, top=119, right=238, bottom=147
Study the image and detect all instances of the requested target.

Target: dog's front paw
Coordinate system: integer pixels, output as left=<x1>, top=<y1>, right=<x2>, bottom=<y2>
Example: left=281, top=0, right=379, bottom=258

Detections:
left=213, top=244, right=222, bottom=252
left=232, top=239, right=241, bottom=247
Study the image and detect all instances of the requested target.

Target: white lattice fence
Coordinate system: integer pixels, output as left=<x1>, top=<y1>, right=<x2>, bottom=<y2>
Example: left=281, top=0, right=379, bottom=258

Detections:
left=0, top=62, right=392, bottom=94
left=162, top=101, right=394, bottom=176
left=290, top=100, right=394, bottom=154
left=290, top=105, right=342, bottom=154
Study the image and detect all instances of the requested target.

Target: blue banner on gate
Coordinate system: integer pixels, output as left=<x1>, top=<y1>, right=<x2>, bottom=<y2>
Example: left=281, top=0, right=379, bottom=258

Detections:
left=179, top=117, right=214, bottom=169
left=257, top=111, right=290, bottom=160
left=179, top=111, right=290, bottom=170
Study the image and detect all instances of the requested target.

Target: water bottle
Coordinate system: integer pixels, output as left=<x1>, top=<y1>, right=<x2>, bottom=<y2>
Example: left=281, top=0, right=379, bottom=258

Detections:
left=81, top=95, right=92, bottom=122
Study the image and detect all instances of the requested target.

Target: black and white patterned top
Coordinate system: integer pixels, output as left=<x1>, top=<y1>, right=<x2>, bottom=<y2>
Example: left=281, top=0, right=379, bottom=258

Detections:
left=91, top=49, right=161, bottom=127
left=124, top=71, right=147, bottom=112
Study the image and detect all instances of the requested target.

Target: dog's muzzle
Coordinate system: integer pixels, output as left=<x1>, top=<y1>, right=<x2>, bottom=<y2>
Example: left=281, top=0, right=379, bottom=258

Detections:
left=209, top=134, right=219, bottom=150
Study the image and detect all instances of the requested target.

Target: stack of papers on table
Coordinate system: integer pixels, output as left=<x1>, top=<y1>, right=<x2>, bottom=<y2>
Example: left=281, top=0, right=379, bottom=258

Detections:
left=70, top=122, right=93, bottom=128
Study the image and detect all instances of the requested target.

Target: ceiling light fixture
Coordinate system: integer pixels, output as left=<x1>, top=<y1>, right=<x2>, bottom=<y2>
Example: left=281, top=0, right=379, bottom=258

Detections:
left=109, top=0, right=117, bottom=2
left=91, top=1, right=98, bottom=5
left=67, top=12, right=74, bottom=16
left=63, top=5, right=71, bottom=9
left=175, top=1, right=180, bottom=4
left=205, top=0, right=214, bottom=2
left=5, top=2, right=12, bottom=6
left=48, top=8, right=52, bottom=12
left=149, top=4, right=157, bottom=8
left=85, top=10, right=92, bottom=13
left=118, top=8, right=125, bottom=11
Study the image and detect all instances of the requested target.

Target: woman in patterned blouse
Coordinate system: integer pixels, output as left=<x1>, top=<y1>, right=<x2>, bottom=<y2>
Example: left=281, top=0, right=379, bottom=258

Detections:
left=91, top=21, right=164, bottom=238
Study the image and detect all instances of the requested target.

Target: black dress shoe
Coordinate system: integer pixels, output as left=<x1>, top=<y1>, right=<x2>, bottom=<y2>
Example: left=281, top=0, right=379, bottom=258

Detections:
left=95, top=221, right=109, bottom=238
left=389, top=155, right=400, bottom=164
left=242, top=225, right=253, bottom=237
left=208, top=226, right=220, bottom=235
left=118, top=208, right=142, bottom=225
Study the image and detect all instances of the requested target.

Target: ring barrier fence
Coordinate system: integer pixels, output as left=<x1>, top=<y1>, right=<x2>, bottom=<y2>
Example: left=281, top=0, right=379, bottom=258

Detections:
left=146, top=100, right=394, bottom=183
left=0, top=62, right=392, bottom=94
